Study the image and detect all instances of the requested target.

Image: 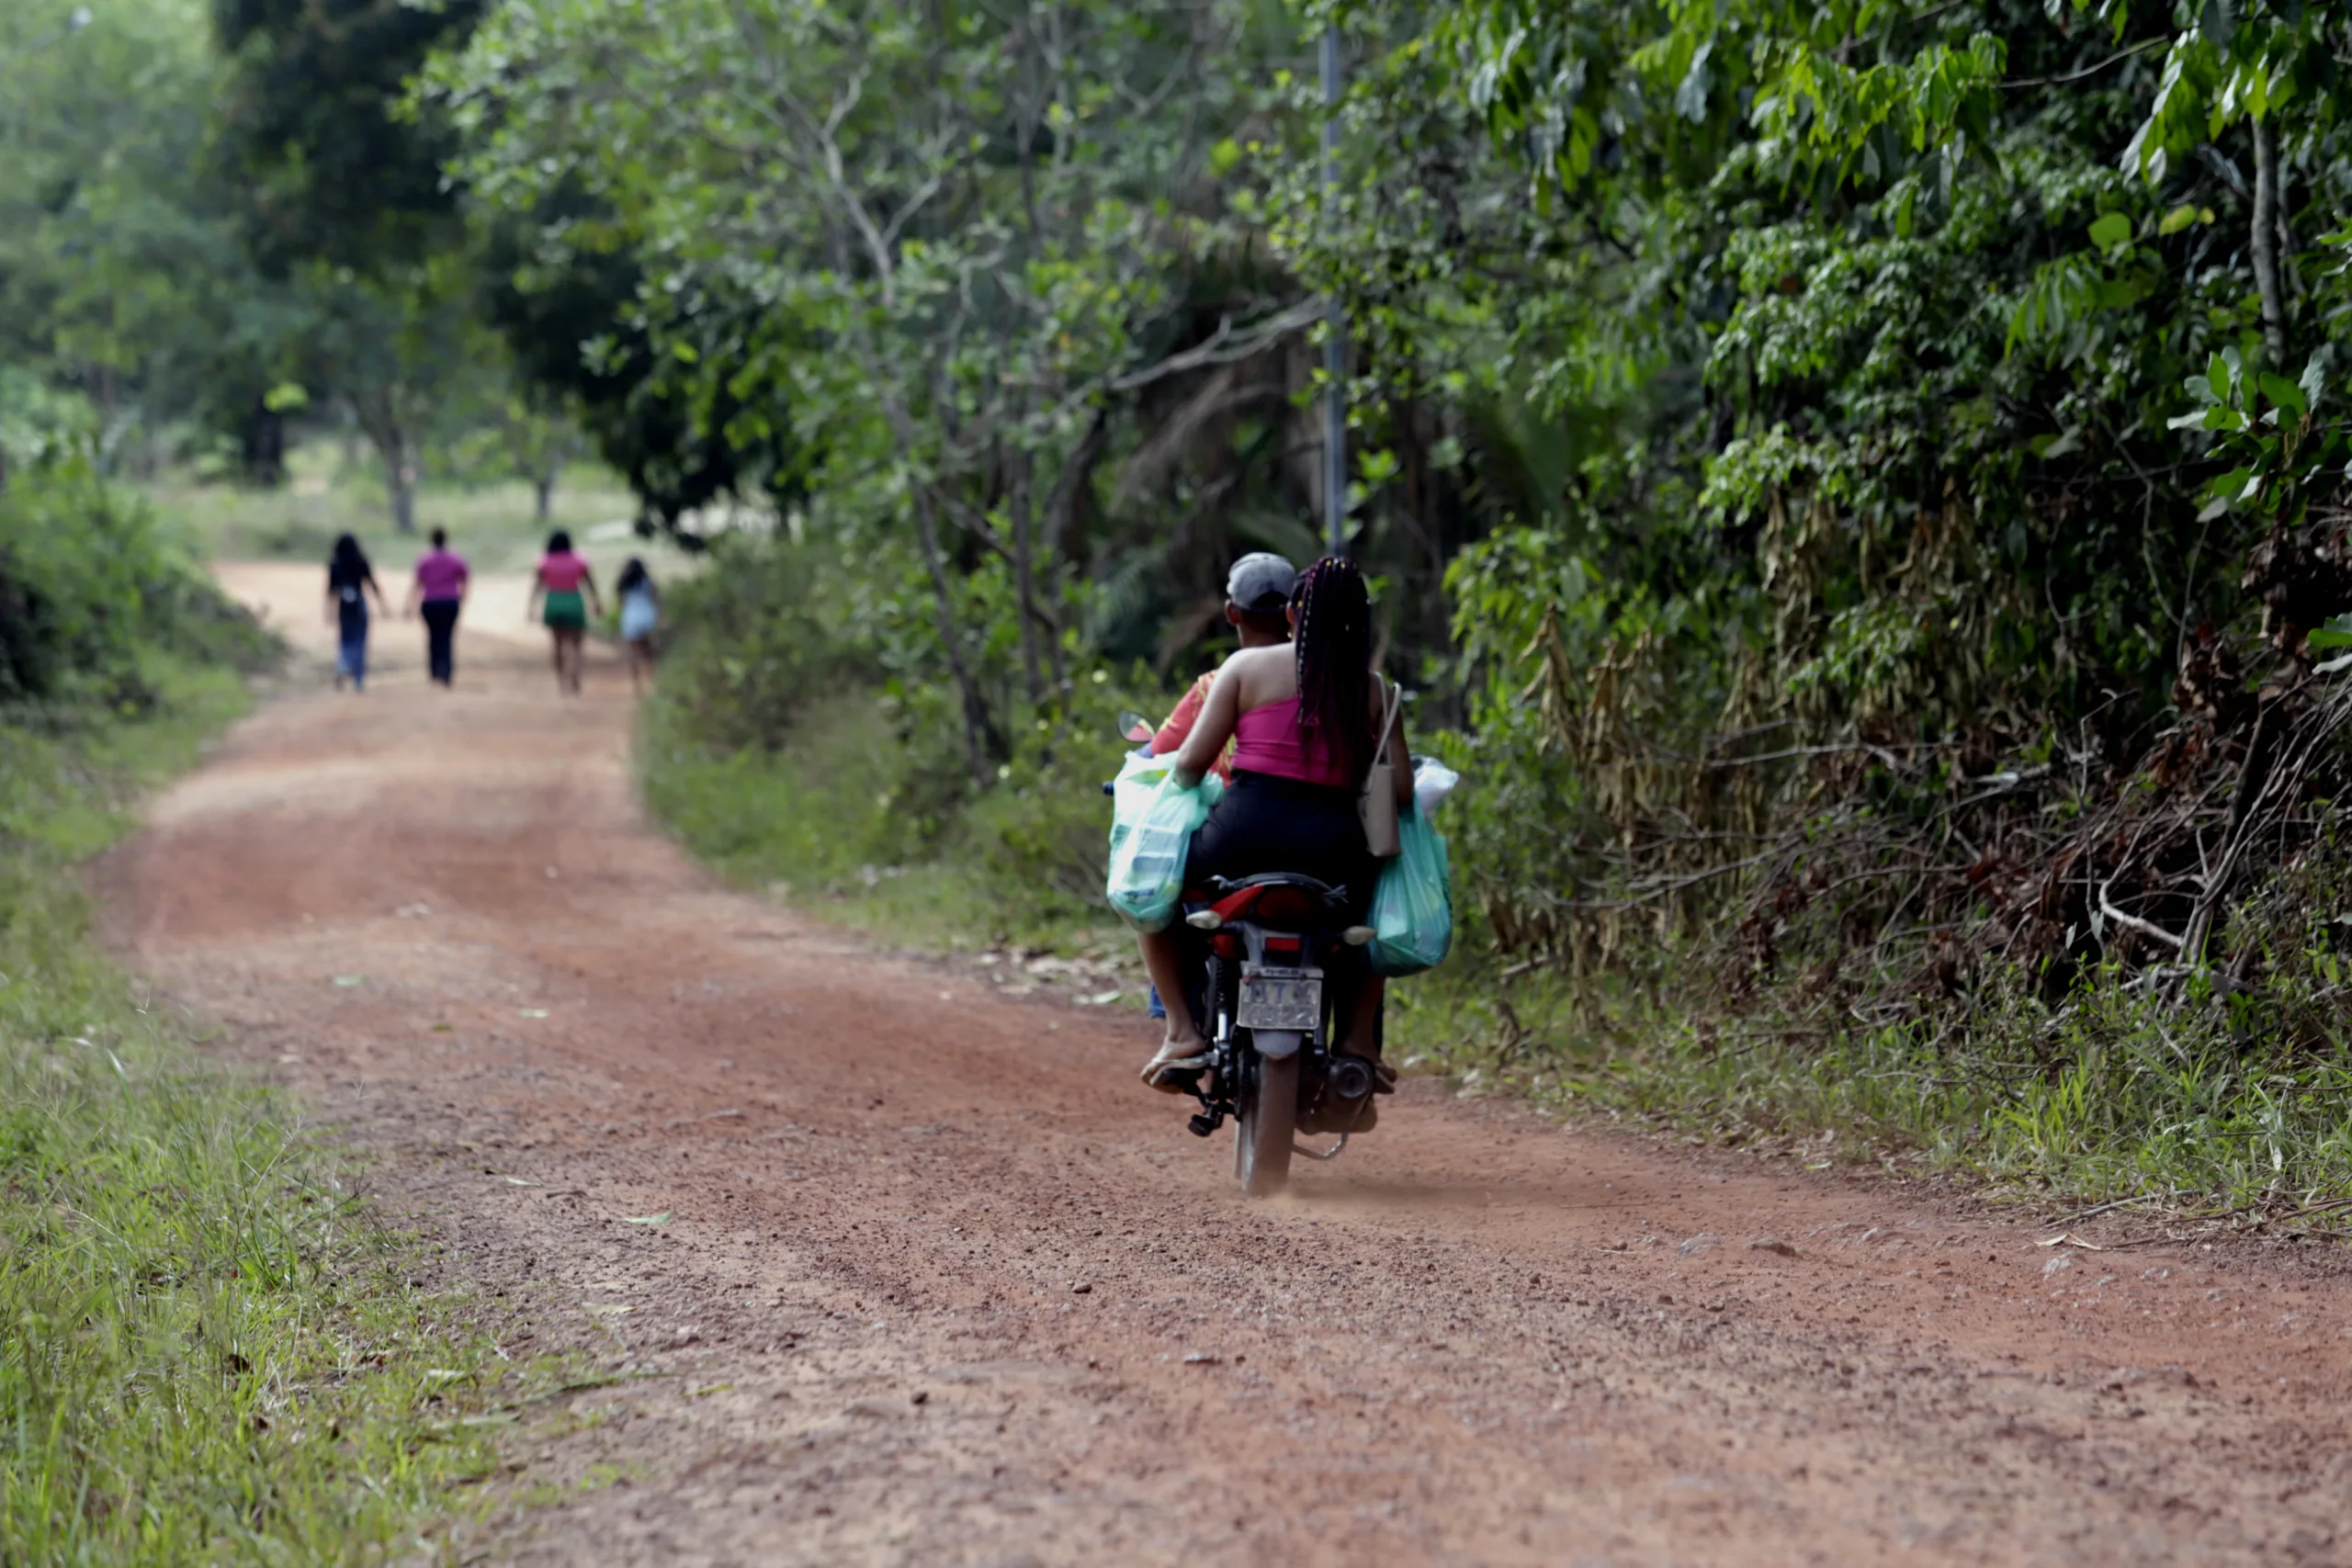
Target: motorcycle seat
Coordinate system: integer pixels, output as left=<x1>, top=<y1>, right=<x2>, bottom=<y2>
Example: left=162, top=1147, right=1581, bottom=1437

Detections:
left=1185, top=873, right=1351, bottom=928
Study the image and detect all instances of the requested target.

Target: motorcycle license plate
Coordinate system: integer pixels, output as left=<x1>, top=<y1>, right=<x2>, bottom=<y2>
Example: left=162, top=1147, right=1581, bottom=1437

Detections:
left=1238, top=965, right=1322, bottom=1032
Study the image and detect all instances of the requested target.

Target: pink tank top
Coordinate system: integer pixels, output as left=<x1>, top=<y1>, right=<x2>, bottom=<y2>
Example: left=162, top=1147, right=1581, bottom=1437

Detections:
left=538, top=551, right=590, bottom=592
left=1231, top=696, right=1354, bottom=788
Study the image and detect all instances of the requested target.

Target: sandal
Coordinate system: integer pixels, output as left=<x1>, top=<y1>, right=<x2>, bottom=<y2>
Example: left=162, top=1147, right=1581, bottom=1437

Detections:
left=1141, top=1042, right=1211, bottom=1094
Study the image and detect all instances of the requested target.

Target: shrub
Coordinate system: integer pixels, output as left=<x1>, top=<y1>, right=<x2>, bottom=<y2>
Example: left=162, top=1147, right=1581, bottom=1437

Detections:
left=0, top=457, right=273, bottom=715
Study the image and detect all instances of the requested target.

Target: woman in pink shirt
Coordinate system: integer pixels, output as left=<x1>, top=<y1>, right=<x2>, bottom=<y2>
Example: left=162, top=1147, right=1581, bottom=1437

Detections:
left=526, top=530, right=604, bottom=694
left=403, top=527, right=469, bottom=687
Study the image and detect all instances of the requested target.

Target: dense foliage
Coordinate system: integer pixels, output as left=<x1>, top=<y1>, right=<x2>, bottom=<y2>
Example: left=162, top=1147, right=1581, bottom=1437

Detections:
left=0, top=453, right=275, bottom=711
left=582, top=0, right=2352, bottom=1193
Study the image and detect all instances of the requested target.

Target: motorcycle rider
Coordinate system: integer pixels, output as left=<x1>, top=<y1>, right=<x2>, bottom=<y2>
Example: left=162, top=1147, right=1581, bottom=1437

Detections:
left=1137, top=555, right=1411, bottom=1088
left=1150, top=552, right=1298, bottom=781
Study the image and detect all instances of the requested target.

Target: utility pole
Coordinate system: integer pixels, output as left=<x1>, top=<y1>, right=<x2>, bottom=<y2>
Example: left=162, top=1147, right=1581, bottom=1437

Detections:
left=1320, top=23, right=1346, bottom=558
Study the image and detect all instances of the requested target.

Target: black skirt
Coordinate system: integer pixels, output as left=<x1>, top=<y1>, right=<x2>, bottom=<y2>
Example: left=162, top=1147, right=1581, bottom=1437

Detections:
left=1188, top=770, right=1376, bottom=918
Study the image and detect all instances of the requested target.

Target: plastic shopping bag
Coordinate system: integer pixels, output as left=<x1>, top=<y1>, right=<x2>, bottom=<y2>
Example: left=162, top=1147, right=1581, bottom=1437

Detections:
left=1105, top=750, right=1222, bottom=932
left=1412, top=756, right=1461, bottom=819
left=1368, top=800, right=1453, bottom=976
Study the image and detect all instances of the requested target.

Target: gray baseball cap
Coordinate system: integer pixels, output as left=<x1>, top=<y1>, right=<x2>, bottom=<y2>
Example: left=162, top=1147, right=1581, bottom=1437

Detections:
left=1226, top=551, right=1297, bottom=610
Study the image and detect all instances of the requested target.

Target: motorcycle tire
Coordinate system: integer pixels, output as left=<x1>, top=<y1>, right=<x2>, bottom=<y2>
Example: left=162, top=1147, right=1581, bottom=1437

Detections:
left=1235, top=1047, right=1298, bottom=1198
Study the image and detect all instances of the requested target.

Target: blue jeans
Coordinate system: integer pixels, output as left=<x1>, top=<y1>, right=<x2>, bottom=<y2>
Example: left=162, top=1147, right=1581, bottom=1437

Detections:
left=338, top=614, right=368, bottom=689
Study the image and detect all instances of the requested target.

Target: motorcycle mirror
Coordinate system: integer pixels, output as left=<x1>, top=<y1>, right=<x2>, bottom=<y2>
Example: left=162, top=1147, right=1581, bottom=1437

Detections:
left=1116, top=709, right=1154, bottom=744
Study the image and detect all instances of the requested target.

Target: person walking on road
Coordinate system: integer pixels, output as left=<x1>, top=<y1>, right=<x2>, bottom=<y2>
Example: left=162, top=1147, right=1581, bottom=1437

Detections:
left=616, top=557, right=661, bottom=694
left=528, top=529, right=603, bottom=695
left=325, top=534, right=390, bottom=693
left=405, top=526, right=470, bottom=688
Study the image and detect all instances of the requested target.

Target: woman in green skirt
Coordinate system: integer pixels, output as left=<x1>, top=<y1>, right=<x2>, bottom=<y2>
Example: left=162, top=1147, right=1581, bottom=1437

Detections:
left=528, top=530, right=605, bottom=694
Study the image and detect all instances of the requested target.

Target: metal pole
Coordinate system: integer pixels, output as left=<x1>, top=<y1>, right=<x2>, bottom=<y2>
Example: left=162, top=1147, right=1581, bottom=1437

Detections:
left=1320, top=23, right=1346, bottom=558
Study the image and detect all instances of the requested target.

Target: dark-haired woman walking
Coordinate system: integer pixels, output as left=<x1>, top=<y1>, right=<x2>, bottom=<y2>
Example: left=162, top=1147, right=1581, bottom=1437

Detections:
left=1135, top=555, right=1412, bottom=1086
left=527, top=529, right=603, bottom=694
left=325, top=534, right=390, bottom=692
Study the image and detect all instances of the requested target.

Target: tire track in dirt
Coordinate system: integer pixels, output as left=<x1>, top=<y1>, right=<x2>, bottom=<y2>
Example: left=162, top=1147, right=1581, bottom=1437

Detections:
left=96, top=562, right=2352, bottom=1565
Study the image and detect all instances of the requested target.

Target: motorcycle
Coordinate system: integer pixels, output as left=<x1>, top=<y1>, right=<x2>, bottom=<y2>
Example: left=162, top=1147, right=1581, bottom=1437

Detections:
left=1167, top=872, right=1389, bottom=1197
left=1111, top=715, right=1390, bottom=1198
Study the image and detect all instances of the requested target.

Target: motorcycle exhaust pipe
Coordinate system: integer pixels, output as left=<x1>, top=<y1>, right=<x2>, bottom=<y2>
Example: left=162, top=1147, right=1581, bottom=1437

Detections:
left=1326, top=1055, right=1374, bottom=1102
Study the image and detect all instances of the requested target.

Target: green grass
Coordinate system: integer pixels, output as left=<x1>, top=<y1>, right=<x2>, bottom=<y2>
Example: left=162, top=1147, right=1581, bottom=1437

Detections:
left=1, top=665, right=513, bottom=1564
left=639, top=691, right=1130, bottom=955
left=1384, top=942, right=2352, bottom=1212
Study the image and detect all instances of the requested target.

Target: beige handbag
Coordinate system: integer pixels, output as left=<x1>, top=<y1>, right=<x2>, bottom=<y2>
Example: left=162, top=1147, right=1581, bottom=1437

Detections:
left=1359, top=680, right=1402, bottom=858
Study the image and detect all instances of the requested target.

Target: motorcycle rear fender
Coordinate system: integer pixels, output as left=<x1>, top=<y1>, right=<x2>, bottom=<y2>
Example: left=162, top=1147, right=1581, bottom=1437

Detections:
left=1250, top=1029, right=1305, bottom=1060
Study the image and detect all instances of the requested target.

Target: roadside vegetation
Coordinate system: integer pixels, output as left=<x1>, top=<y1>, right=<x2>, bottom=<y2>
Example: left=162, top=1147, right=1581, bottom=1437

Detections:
left=638, top=539, right=1138, bottom=953
left=15, top=0, right=2352, bottom=1216
left=0, top=453, right=514, bottom=1561
left=643, top=542, right=2352, bottom=1213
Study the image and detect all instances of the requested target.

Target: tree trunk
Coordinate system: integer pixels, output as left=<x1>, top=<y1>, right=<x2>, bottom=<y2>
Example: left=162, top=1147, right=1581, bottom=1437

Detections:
left=535, top=469, right=556, bottom=522
left=2252, top=117, right=2289, bottom=367
left=95, top=365, right=118, bottom=476
left=385, top=425, right=417, bottom=534
left=352, top=389, right=418, bottom=534
left=1008, top=443, right=1046, bottom=707
left=1041, top=411, right=1106, bottom=566
left=244, top=400, right=286, bottom=487
left=811, top=203, right=999, bottom=783
left=912, top=482, right=997, bottom=786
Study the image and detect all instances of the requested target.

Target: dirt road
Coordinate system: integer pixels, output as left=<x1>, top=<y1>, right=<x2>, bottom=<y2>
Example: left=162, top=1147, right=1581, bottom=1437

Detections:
left=98, top=561, right=2352, bottom=1565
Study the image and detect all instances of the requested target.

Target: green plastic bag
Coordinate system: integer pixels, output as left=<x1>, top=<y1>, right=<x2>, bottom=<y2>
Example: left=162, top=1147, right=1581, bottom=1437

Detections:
left=1369, top=801, right=1452, bottom=976
left=1105, top=750, right=1222, bottom=932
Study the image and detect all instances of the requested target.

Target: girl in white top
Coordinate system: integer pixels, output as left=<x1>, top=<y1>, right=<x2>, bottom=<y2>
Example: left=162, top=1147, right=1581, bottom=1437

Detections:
left=616, top=557, right=660, bottom=694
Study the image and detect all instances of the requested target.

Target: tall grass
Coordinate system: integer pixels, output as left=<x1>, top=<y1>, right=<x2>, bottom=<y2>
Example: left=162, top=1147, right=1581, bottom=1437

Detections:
left=639, top=690, right=1131, bottom=952
left=1386, top=939, right=2352, bottom=1206
left=636, top=534, right=1153, bottom=953
left=1, top=667, right=502, bottom=1563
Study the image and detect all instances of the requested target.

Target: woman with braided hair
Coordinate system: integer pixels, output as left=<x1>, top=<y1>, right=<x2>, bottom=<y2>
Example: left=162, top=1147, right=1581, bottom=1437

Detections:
left=1137, top=556, right=1413, bottom=1088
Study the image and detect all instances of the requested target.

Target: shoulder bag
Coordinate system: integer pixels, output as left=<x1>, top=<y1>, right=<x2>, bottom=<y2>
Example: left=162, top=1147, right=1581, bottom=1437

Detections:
left=1359, top=679, right=1403, bottom=858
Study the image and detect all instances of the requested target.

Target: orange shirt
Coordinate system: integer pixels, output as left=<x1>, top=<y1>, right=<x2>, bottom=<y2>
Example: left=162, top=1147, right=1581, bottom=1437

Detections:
left=1150, top=671, right=1235, bottom=783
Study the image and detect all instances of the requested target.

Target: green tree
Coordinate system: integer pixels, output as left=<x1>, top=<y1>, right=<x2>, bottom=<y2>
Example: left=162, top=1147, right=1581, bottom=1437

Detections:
left=428, top=0, right=1317, bottom=773
left=0, top=0, right=304, bottom=479
left=211, top=0, right=497, bottom=525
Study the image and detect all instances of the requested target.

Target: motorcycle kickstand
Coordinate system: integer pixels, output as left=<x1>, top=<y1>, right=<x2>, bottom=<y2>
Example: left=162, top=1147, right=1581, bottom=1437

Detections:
left=1294, top=1087, right=1374, bottom=1161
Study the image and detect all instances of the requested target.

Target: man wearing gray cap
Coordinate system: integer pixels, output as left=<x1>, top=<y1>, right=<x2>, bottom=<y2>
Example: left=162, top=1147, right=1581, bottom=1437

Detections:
left=1150, top=552, right=1298, bottom=779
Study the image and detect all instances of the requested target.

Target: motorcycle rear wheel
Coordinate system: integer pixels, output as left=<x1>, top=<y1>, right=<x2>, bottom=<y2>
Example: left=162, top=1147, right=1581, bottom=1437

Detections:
left=1235, top=1048, right=1298, bottom=1198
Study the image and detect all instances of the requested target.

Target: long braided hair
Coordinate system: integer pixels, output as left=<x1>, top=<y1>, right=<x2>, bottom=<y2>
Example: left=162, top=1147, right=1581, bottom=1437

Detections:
left=1290, top=556, right=1376, bottom=781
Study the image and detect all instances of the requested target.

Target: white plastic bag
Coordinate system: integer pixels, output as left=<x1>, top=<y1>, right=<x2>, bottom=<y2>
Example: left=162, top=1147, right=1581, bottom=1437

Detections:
left=1413, top=757, right=1461, bottom=819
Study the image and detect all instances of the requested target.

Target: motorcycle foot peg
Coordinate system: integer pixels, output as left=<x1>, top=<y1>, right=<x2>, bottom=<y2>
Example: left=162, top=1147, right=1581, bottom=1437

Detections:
left=1187, top=1111, right=1224, bottom=1138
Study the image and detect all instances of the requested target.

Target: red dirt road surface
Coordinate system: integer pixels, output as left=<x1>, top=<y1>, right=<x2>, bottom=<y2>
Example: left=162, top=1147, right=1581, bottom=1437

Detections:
left=97, top=562, right=2352, bottom=1565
